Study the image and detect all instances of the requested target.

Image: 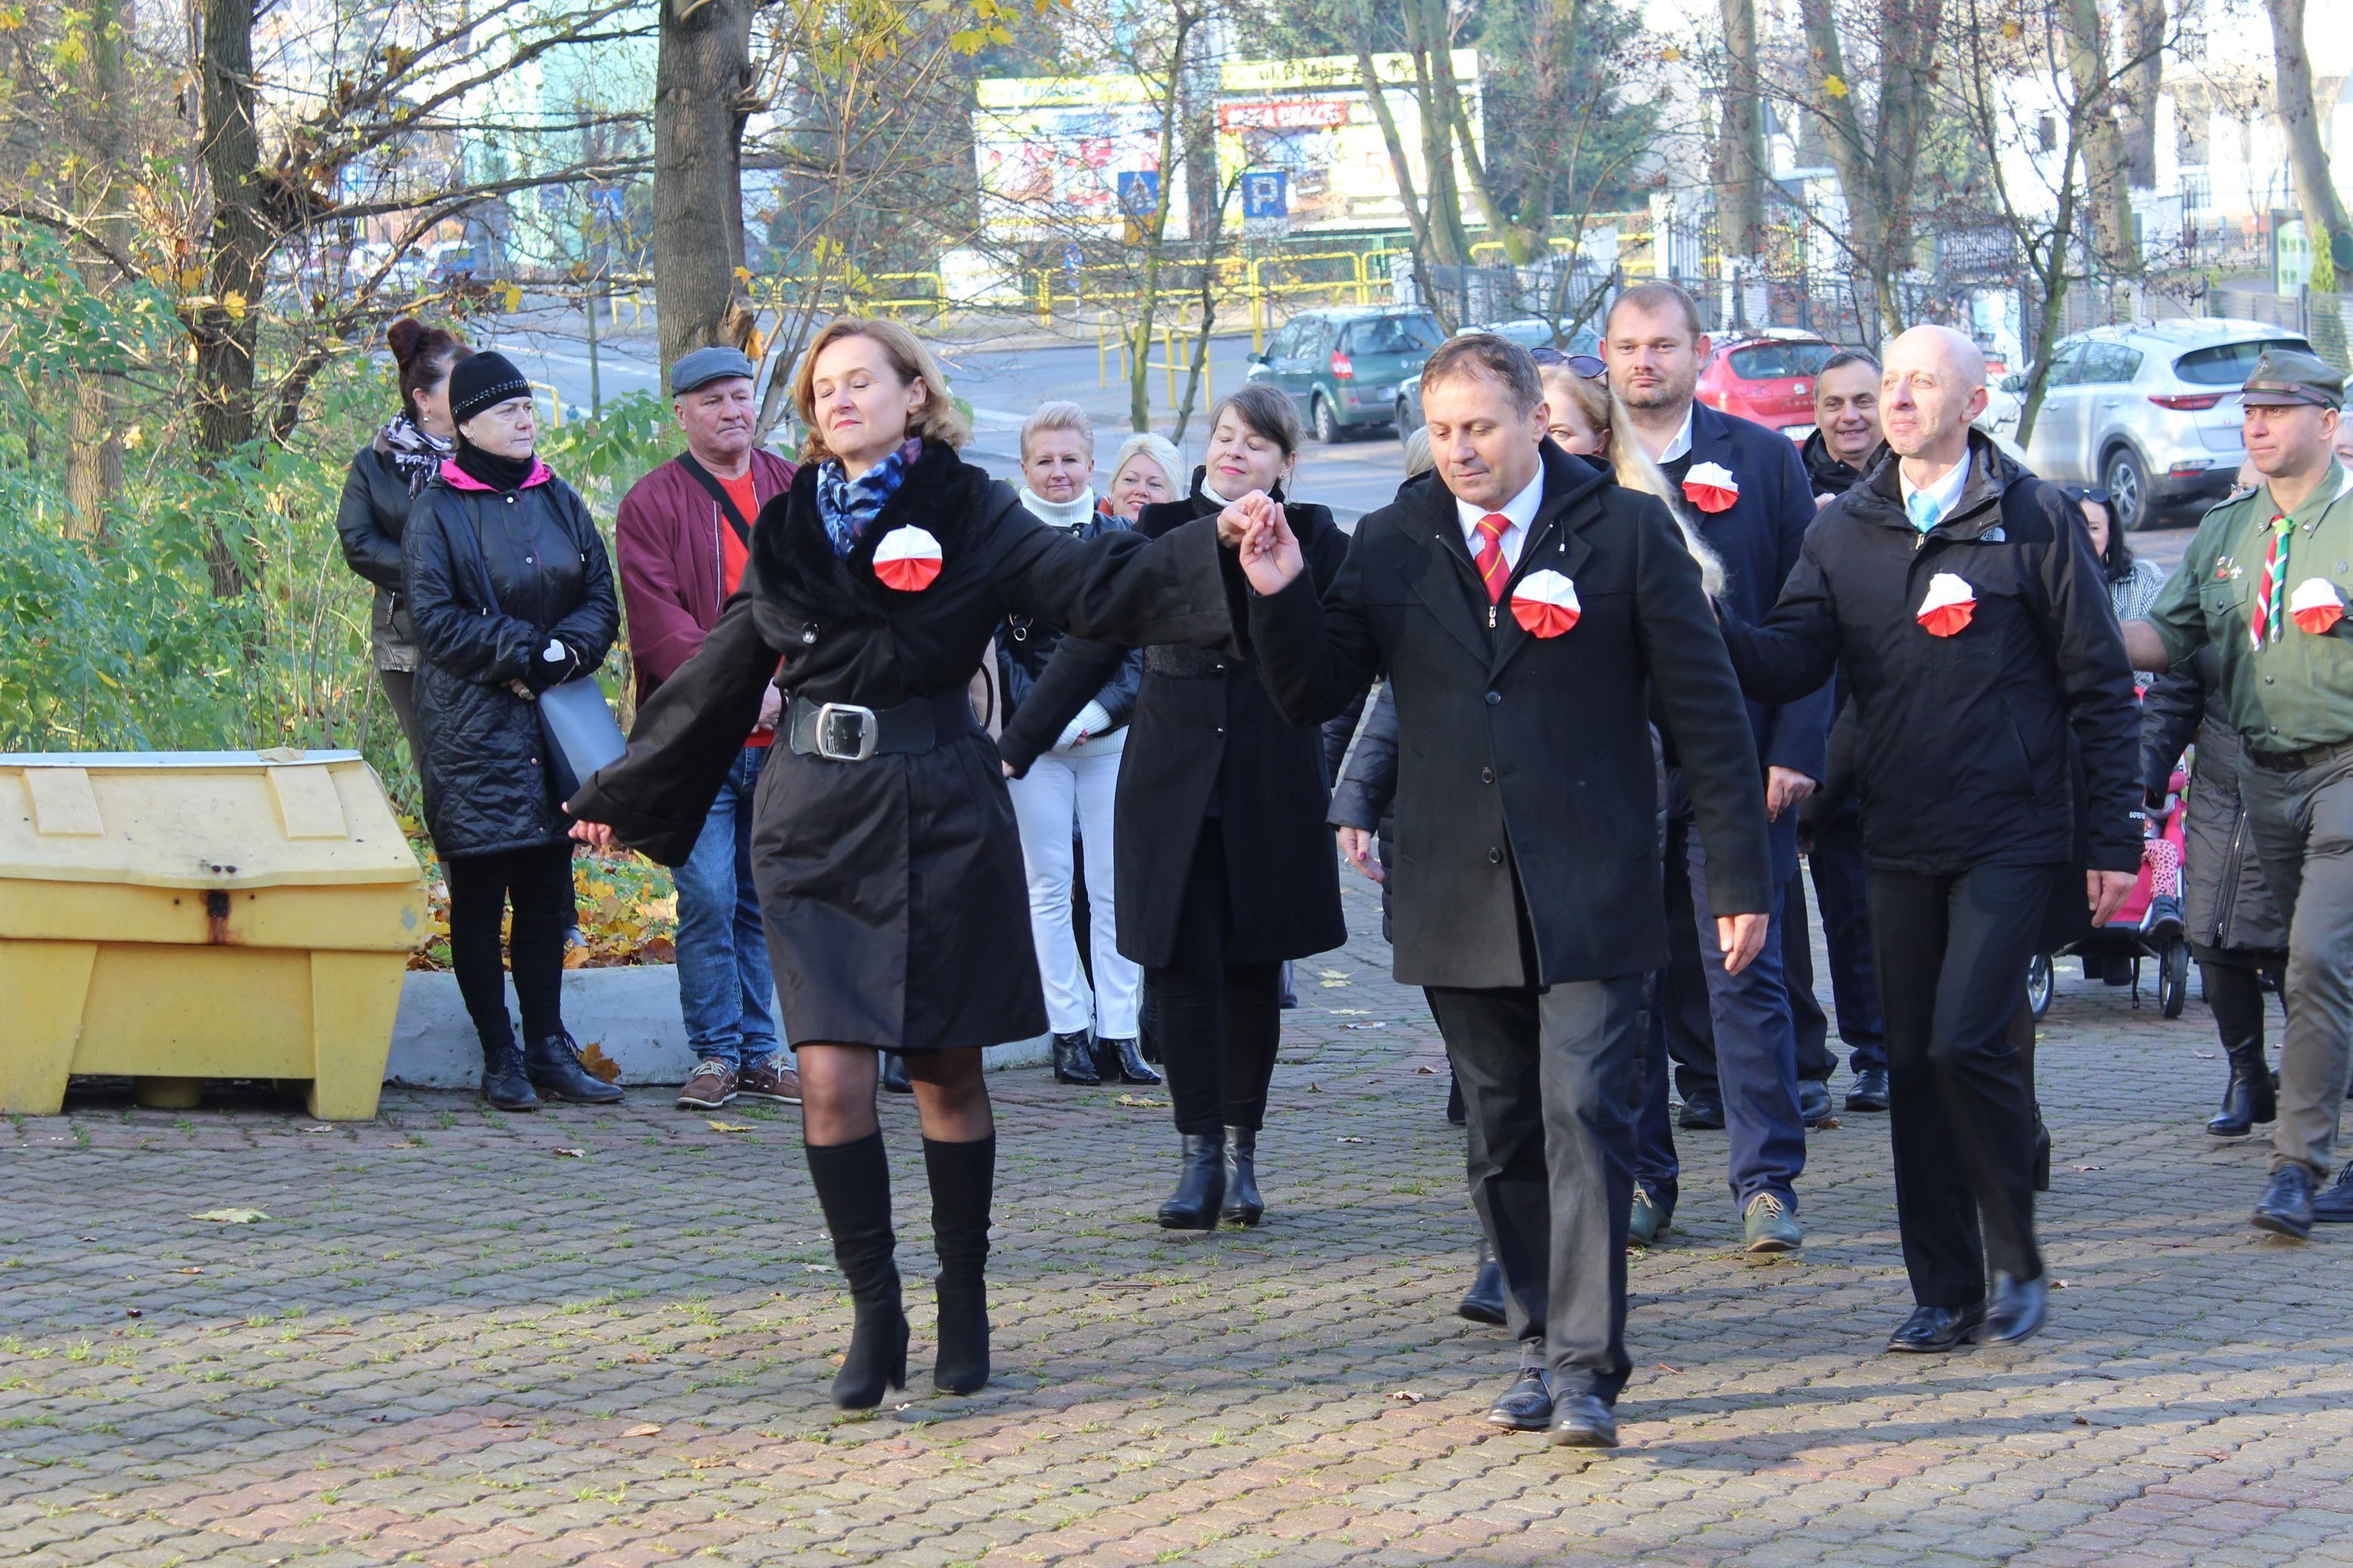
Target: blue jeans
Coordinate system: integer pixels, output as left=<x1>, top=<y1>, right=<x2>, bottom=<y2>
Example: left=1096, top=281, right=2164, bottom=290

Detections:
left=1638, top=806, right=1807, bottom=1213
left=673, top=744, right=780, bottom=1070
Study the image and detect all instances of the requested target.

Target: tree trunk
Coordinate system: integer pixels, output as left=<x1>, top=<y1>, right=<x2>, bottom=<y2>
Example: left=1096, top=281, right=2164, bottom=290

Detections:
left=1713, top=0, right=1767, bottom=270
left=654, top=0, right=756, bottom=382
left=1130, top=9, right=1195, bottom=435
left=2268, top=0, right=2349, bottom=293
left=64, top=0, right=131, bottom=538
left=195, top=0, right=266, bottom=595
left=2118, top=0, right=2164, bottom=188
left=1403, top=0, right=1469, bottom=265
left=2062, top=0, right=2135, bottom=278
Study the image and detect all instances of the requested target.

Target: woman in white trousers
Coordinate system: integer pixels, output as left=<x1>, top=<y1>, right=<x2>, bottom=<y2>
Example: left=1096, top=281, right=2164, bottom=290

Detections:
left=992, top=413, right=1175, bottom=1086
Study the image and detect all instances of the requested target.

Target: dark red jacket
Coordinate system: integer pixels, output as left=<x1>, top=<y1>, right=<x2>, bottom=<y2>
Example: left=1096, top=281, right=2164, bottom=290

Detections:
left=615, top=449, right=795, bottom=697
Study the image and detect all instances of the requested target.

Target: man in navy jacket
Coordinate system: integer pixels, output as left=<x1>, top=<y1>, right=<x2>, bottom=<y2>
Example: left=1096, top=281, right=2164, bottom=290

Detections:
left=1605, top=284, right=1832, bottom=1252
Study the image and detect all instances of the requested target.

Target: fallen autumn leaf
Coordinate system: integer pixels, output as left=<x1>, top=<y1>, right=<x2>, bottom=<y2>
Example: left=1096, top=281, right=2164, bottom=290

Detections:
left=189, top=1209, right=268, bottom=1224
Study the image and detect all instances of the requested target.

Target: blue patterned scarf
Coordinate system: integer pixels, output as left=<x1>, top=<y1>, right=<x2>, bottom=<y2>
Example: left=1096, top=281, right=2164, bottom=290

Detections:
left=815, top=437, right=922, bottom=557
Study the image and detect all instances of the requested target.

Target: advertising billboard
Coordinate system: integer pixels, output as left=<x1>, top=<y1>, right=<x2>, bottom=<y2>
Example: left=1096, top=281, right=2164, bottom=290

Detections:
left=972, top=73, right=1186, bottom=241
left=1213, top=51, right=1481, bottom=234
left=971, top=50, right=1481, bottom=243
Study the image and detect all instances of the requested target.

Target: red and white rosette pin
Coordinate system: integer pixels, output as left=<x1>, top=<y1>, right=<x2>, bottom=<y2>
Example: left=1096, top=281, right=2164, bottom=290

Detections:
left=1916, top=572, right=1976, bottom=638
left=1682, top=461, right=1739, bottom=514
left=1509, top=570, right=1582, bottom=638
left=2290, top=576, right=2345, bottom=636
left=872, top=525, right=943, bottom=592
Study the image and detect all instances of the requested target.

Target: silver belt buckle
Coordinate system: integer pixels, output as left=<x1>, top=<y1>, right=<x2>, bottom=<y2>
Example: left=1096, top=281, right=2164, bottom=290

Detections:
left=812, top=702, right=879, bottom=761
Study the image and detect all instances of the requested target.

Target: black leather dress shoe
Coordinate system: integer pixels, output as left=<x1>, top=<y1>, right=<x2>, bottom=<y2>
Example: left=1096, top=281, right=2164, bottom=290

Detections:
left=2312, top=1163, right=2353, bottom=1223
left=1547, top=1393, right=1618, bottom=1448
left=1677, top=1091, right=1724, bottom=1132
left=1798, top=1079, right=1832, bottom=1127
left=1486, top=1367, right=1553, bottom=1430
left=1886, top=1303, right=1984, bottom=1353
left=2252, top=1165, right=2315, bottom=1239
left=1456, top=1250, right=1506, bottom=1324
left=1977, top=1271, right=2048, bottom=1346
left=880, top=1051, right=914, bottom=1094
left=1844, top=1066, right=1890, bottom=1113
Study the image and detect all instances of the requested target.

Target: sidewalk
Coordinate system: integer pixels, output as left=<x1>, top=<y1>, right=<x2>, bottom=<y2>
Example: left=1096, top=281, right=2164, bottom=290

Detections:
left=2, top=877, right=2349, bottom=1566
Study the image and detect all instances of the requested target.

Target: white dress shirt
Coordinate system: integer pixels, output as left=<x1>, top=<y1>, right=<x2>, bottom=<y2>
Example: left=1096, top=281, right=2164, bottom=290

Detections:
left=1456, top=467, right=1546, bottom=574
left=1898, top=451, right=1970, bottom=530
left=1653, top=404, right=1697, bottom=465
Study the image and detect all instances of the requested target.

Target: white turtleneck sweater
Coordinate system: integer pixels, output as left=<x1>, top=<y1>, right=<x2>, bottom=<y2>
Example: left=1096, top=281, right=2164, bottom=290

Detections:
left=1015, top=486, right=1121, bottom=755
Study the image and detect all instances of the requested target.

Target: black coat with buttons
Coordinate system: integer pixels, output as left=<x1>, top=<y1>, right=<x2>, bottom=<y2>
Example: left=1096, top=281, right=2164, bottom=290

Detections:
left=1247, top=442, right=1772, bottom=989
left=401, top=465, right=620, bottom=859
left=1071, top=478, right=1353, bottom=968
left=565, top=440, right=1239, bottom=1051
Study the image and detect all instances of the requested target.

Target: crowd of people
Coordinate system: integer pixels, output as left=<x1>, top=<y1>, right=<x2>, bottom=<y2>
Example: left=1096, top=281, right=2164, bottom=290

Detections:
left=337, top=286, right=2351, bottom=1447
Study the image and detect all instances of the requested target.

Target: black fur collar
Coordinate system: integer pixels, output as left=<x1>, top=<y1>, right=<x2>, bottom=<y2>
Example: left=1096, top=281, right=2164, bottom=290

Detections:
left=751, top=439, right=987, bottom=628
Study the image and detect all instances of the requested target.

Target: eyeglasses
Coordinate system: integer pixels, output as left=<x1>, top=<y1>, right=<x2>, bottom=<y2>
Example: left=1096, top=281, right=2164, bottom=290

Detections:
left=1531, top=346, right=1608, bottom=380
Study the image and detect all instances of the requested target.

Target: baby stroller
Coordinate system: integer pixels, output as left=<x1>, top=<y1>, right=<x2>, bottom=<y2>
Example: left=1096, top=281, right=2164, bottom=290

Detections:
left=2025, top=768, right=2191, bottom=1020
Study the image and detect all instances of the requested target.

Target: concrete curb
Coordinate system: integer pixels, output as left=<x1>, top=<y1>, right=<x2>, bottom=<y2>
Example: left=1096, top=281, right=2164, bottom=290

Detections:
left=387, top=967, right=1051, bottom=1088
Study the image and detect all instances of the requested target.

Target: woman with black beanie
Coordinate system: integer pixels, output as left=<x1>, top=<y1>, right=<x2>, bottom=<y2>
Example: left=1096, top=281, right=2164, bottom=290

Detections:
left=333, top=317, right=471, bottom=762
left=401, top=350, right=624, bottom=1112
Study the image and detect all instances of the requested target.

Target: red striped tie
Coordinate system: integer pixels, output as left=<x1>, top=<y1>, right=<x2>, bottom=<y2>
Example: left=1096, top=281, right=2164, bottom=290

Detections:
left=1475, top=513, right=1509, bottom=604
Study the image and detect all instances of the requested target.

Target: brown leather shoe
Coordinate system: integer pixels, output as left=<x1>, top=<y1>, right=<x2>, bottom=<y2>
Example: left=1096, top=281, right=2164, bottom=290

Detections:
left=737, top=1057, right=802, bottom=1104
left=676, top=1058, right=738, bottom=1110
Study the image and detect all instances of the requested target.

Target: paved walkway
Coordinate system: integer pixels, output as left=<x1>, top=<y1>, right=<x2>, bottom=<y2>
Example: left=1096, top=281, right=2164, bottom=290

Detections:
left=5, top=877, right=2351, bottom=1566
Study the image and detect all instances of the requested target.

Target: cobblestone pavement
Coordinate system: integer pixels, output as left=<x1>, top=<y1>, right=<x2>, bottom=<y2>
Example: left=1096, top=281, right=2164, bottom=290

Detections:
left=6, top=877, right=2353, bottom=1567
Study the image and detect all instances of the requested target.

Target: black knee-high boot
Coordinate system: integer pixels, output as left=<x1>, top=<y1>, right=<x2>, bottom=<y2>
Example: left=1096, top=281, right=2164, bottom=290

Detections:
left=805, top=1133, right=906, bottom=1409
left=924, top=1135, right=994, bottom=1395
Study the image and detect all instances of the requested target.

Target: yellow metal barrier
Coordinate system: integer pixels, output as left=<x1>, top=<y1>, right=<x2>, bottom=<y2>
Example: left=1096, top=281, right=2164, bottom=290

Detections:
left=530, top=382, right=565, bottom=429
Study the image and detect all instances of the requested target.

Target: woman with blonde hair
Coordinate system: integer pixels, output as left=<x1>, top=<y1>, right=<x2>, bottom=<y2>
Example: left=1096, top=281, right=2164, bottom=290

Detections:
left=1105, top=432, right=1184, bottom=520
left=568, top=318, right=1236, bottom=1408
left=1540, top=349, right=1726, bottom=595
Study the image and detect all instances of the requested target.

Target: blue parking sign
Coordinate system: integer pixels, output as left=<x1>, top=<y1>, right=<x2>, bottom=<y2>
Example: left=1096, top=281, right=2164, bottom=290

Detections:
left=1242, top=172, right=1288, bottom=220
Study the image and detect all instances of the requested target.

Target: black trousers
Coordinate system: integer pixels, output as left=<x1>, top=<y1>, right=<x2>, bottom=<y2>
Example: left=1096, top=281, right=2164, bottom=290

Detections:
left=1870, top=862, right=2056, bottom=1308
left=445, top=842, right=577, bottom=1052
left=1425, top=974, right=1646, bottom=1404
left=1151, top=822, right=1284, bottom=1136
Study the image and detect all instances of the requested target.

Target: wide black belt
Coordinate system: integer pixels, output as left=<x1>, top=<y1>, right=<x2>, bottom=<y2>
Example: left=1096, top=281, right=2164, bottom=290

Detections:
left=2246, top=737, right=2353, bottom=774
left=786, top=691, right=975, bottom=761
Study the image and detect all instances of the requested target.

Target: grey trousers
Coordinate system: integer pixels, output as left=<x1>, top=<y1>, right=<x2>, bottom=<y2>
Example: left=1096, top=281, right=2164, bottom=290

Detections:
left=379, top=667, right=426, bottom=768
left=2240, top=747, right=2353, bottom=1180
left=1425, top=974, right=1646, bottom=1405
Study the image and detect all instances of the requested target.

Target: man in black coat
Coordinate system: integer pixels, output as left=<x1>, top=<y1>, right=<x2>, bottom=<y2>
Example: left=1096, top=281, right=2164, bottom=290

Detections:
left=1794, top=349, right=1892, bottom=1116
left=1717, top=325, right=2142, bottom=1352
left=1605, top=283, right=1832, bottom=1253
left=1228, top=334, right=1773, bottom=1448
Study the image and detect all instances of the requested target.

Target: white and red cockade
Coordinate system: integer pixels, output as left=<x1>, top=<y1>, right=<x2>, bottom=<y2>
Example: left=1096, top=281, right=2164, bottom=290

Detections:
left=1916, top=572, right=1976, bottom=638
left=2290, top=576, right=2345, bottom=636
left=872, top=525, right=944, bottom=591
left=1682, top=461, right=1739, bottom=514
left=1510, top=570, right=1582, bottom=638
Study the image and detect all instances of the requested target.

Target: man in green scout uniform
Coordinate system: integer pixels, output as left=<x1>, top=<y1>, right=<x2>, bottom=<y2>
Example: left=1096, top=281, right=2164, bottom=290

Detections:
left=2125, top=348, right=2353, bottom=1238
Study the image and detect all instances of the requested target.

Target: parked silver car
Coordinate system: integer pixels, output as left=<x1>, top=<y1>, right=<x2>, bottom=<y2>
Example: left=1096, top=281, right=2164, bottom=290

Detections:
left=2000, top=318, right=2316, bottom=530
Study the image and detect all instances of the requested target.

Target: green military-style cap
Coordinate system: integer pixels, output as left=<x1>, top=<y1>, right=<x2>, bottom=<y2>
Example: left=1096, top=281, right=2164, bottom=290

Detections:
left=2240, top=346, right=2345, bottom=409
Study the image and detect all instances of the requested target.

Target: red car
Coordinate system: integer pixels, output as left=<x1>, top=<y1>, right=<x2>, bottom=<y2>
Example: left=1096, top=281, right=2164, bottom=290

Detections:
left=1694, top=332, right=1838, bottom=439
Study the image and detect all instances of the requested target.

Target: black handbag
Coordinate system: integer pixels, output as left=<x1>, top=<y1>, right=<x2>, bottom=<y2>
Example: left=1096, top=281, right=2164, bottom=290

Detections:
left=451, top=490, right=627, bottom=803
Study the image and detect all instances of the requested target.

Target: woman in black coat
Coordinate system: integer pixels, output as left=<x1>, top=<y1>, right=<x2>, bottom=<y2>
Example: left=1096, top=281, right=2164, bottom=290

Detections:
left=334, top=318, right=471, bottom=762
left=1014, top=384, right=1352, bottom=1232
left=567, top=320, right=1235, bottom=1411
left=2143, top=644, right=2290, bottom=1135
left=401, top=352, right=623, bottom=1116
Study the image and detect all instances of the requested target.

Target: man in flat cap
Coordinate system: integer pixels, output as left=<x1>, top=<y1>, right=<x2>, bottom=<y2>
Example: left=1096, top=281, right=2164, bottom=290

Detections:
left=2125, top=346, right=2353, bottom=1237
left=615, top=346, right=801, bottom=1112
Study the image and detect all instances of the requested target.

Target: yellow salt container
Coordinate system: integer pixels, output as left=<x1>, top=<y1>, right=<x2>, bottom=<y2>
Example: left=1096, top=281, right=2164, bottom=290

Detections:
left=0, top=750, right=427, bottom=1119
